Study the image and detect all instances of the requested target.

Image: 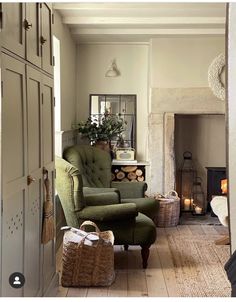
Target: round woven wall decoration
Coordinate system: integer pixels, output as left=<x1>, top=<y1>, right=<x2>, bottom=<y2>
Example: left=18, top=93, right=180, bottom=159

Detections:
left=208, top=53, right=225, bottom=101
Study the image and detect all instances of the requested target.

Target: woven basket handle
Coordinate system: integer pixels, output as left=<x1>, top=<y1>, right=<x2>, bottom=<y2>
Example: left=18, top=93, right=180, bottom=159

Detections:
left=80, top=232, right=101, bottom=247
left=167, top=190, right=179, bottom=198
left=80, top=220, right=100, bottom=233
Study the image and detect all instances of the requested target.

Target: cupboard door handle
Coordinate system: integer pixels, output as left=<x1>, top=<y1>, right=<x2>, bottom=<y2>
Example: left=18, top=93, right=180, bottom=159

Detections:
left=40, top=36, right=47, bottom=45
left=24, top=19, right=32, bottom=30
left=27, top=175, right=36, bottom=186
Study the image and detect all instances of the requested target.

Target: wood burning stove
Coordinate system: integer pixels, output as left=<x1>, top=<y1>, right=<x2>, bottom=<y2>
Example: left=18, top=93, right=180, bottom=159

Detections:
left=206, top=167, right=226, bottom=211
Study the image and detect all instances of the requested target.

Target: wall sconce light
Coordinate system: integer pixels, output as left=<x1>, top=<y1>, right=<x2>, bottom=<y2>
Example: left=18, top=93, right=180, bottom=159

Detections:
left=105, top=59, right=120, bottom=77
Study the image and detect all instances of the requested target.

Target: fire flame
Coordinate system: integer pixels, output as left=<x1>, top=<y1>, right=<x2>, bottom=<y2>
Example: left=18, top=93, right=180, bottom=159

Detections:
left=221, top=179, right=227, bottom=194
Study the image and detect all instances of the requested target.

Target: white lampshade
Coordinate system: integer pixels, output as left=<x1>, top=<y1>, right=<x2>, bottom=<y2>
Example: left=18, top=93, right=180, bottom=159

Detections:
left=105, top=59, right=120, bottom=77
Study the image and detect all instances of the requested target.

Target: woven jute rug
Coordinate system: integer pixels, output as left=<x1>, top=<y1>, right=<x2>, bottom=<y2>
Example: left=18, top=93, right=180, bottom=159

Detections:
left=167, top=234, right=231, bottom=297
left=179, top=212, right=221, bottom=225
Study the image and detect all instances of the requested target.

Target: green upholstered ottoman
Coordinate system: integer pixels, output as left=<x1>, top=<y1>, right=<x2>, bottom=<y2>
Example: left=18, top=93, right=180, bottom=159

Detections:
left=79, top=213, right=157, bottom=269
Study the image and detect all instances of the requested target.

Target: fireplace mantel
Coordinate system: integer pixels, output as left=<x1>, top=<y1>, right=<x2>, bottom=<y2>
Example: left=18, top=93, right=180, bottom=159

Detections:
left=147, top=87, right=225, bottom=194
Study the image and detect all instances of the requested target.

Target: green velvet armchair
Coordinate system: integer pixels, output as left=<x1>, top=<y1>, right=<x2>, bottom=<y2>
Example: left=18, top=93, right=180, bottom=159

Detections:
left=63, top=145, right=158, bottom=220
left=55, top=156, right=157, bottom=269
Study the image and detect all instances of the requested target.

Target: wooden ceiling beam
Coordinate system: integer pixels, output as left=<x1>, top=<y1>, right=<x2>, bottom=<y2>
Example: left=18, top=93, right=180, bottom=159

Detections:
left=62, top=16, right=225, bottom=26
left=71, top=28, right=225, bottom=36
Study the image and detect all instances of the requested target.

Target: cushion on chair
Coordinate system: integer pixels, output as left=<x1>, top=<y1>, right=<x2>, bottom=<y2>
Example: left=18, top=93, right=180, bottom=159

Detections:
left=111, top=181, right=148, bottom=199
left=84, top=192, right=120, bottom=206
left=63, top=145, right=112, bottom=188
left=121, top=197, right=159, bottom=220
left=83, top=187, right=120, bottom=205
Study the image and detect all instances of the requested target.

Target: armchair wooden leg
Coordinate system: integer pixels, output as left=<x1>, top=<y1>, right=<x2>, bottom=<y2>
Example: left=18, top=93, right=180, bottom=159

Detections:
left=124, top=244, right=129, bottom=251
left=141, top=245, right=151, bottom=269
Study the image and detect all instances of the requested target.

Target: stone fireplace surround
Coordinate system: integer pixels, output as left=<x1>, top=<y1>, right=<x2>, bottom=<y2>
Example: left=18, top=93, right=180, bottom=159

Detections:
left=147, top=87, right=225, bottom=195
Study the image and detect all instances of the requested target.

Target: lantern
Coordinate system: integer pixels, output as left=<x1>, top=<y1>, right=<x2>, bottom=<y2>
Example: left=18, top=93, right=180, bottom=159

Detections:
left=179, top=151, right=196, bottom=212
left=192, top=177, right=206, bottom=215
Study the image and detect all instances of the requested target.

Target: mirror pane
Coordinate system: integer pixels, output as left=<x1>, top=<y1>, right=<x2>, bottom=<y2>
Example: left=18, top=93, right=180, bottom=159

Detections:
left=90, top=94, right=136, bottom=149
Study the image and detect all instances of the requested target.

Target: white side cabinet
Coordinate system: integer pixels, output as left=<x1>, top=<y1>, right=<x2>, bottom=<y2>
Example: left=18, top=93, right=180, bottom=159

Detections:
left=0, top=3, right=57, bottom=297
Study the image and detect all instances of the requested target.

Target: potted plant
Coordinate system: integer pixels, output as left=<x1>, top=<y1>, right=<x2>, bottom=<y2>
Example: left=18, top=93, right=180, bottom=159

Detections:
left=75, top=112, right=126, bottom=152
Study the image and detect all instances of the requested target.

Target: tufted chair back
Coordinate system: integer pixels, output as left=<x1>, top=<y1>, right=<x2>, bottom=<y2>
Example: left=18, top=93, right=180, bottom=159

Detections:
left=63, top=145, right=112, bottom=188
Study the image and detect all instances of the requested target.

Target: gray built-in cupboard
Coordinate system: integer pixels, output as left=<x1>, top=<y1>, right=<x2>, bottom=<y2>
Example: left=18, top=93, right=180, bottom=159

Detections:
left=0, top=3, right=57, bottom=296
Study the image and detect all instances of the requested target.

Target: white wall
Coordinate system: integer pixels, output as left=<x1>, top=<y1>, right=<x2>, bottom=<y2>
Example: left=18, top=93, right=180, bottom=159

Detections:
left=77, top=44, right=149, bottom=159
left=53, top=11, right=77, bottom=131
left=175, top=114, right=226, bottom=200
left=148, top=36, right=226, bottom=194
left=150, top=36, right=225, bottom=88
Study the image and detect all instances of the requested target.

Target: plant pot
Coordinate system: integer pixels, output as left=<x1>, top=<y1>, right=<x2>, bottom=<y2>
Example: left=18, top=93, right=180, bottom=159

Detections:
left=94, top=140, right=111, bottom=153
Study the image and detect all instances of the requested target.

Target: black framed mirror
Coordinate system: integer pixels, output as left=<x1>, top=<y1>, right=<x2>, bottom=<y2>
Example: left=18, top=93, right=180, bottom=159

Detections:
left=90, top=94, right=136, bottom=149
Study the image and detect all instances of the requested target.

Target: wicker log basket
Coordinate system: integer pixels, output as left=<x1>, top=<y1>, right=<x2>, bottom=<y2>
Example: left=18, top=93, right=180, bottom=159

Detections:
left=154, top=190, right=180, bottom=227
left=61, top=221, right=115, bottom=287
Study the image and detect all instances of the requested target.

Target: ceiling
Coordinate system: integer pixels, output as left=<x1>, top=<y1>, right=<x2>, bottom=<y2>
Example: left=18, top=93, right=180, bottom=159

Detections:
left=53, top=2, right=226, bottom=44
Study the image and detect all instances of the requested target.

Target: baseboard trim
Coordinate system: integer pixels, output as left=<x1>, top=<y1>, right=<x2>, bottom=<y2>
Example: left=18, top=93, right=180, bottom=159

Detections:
left=43, top=273, right=59, bottom=297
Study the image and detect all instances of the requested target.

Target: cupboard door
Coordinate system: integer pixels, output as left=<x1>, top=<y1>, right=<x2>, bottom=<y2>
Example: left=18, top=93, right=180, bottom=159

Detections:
left=1, top=53, right=27, bottom=297
left=24, top=66, right=43, bottom=297
left=40, top=3, right=53, bottom=75
left=42, top=75, right=55, bottom=293
left=1, top=3, right=25, bottom=58
left=25, top=3, right=41, bottom=68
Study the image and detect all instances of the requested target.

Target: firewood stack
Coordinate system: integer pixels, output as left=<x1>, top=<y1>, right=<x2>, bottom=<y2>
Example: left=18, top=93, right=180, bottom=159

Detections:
left=111, top=165, right=145, bottom=182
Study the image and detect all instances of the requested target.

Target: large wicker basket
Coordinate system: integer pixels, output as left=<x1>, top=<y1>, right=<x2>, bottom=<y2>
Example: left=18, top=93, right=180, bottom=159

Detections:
left=154, top=190, right=180, bottom=227
left=61, top=221, right=115, bottom=287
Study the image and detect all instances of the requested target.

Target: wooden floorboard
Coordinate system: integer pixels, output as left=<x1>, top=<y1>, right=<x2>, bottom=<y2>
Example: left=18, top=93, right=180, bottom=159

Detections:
left=127, top=246, right=148, bottom=296
left=56, top=224, right=228, bottom=297
left=57, top=286, right=69, bottom=297
left=86, top=286, right=109, bottom=297
left=156, top=228, right=179, bottom=297
left=66, top=287, right=88, bottom=297
left=107, top=270, right=128, bottom=297
left=145, top=242, right=169, bottom=297
left=127, top=269, right=148, bottom=297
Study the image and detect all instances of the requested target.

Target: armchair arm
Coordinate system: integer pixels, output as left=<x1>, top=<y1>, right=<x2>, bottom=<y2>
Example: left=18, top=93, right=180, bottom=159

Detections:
left=77, top=203, right=138, bottom=222
left=111, top=181, right=148, bottom=199
left=83, top=187, right=120, bottom=205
